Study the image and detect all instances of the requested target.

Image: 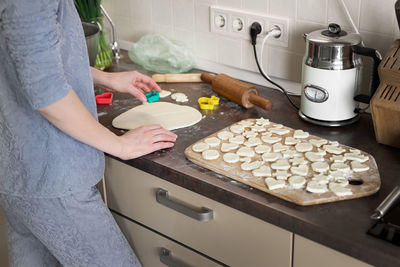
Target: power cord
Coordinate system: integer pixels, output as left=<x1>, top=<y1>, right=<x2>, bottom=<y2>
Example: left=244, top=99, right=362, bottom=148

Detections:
left=250, top=22, right=299, bottom=110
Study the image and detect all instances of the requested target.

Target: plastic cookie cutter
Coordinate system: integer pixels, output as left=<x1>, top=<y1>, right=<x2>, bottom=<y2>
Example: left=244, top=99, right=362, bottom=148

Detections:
left=145, top=92, right=160, bottom=103
left=95, top=92, right=113, bottom=104
left=198, top=96, right=220, bottom=110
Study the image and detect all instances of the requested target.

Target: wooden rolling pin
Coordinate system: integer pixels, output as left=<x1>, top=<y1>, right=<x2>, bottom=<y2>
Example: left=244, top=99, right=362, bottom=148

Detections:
left=201, top=73, right=273, bottom=111
left=152, top=73, right=202, bottom=83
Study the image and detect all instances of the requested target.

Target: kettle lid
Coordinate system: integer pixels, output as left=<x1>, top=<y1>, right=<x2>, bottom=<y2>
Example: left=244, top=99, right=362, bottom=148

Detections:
left=306, top=23, right=361, bottom=46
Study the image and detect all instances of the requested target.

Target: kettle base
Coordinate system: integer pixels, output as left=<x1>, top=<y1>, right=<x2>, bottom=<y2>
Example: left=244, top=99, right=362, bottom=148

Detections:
left=299, top=111, right=360, bottom=127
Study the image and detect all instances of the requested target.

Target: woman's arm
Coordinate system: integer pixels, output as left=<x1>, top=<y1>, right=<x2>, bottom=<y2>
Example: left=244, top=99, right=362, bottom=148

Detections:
left=38, top=89, right=177, bottom=160
left=91, top=67, right=161, bottom=103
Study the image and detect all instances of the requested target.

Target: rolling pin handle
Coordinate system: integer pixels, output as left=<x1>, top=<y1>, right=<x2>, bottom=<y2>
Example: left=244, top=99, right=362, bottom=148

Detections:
left=249, top=94, right=273, bottom=111
left=200, top=72, right=216, bottom=84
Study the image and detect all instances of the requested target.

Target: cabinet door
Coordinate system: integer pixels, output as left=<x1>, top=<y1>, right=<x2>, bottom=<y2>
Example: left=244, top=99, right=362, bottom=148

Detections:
left=105, top=157, right=292, bottom=267
left=113, top=213, right=223, bottom=267
left=293, top=235, right=372, bottom=267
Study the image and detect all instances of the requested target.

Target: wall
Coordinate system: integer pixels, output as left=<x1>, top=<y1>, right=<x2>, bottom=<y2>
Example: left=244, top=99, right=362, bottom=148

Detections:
left=102, top=0, right=399, bottom=94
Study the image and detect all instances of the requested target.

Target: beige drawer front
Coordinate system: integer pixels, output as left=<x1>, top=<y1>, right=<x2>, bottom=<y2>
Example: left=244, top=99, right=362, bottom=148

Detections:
left=293, top=235, right=372, bottom=267
left=105, top=157, right=292, bottom=267
left=113, top=213, right=222, bottom=267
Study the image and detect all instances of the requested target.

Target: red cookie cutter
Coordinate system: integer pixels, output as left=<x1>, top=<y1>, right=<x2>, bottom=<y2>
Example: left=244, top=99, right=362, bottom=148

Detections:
left=95, top=92, right=113, bottom=104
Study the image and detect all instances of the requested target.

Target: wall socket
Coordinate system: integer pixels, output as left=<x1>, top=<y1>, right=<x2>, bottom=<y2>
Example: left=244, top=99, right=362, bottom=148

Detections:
left=210, top=6, right=289, bottom=48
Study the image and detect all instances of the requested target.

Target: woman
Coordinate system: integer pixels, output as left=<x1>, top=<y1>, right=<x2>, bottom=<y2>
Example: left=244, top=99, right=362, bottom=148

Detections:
left=0, top=0, right=176, bottom=266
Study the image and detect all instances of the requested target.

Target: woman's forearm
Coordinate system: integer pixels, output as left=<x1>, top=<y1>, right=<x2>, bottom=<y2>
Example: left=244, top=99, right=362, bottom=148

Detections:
left=38, top=89, right=122, bottom=157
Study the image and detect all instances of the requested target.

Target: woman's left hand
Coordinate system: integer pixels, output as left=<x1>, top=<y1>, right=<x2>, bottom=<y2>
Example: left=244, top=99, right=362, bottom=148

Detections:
left=92, top=68, right=161, bottom=102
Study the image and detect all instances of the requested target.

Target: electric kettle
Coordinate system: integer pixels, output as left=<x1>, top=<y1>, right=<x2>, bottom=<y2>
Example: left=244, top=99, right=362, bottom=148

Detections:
left=299, top=23, right=381, bottom=126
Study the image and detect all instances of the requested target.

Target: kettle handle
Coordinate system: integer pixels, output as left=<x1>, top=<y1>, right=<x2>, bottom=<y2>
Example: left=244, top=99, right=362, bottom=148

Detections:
left=352, top=45, right=382, bottom=104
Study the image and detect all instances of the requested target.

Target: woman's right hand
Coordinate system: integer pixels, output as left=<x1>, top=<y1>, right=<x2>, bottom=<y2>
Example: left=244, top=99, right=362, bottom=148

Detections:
left=117, top=124, right=177, bottom=160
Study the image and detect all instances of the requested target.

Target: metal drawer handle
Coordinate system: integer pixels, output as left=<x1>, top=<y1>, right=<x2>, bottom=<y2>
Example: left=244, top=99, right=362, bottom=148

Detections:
left=156, top=189, right=214, bottom=222
left=159, top=247, right=191, bottom=267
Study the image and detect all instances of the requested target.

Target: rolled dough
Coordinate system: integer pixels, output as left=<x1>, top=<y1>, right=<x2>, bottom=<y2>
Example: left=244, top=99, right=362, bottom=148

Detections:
left=112, top=102, right=202, bottom=131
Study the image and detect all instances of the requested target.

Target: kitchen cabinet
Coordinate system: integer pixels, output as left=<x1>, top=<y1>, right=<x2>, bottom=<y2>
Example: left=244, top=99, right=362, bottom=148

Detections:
left=105, top=157, right=293, bottom=267
left=105, top=157, right=376, bottom=267
left=293, top=235, right=372, bottom=267
left=113, top=213, right=222, bottom=267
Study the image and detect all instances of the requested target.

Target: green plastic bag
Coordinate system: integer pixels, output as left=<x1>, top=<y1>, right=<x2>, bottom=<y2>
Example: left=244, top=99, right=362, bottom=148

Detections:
left=128, top=33, right=196, bottom=73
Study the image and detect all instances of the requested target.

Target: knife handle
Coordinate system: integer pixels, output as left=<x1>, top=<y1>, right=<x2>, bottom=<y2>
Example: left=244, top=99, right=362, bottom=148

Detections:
left=152, top=73, right=202, bottom=83
left=249, top=94, right=273, bottom=111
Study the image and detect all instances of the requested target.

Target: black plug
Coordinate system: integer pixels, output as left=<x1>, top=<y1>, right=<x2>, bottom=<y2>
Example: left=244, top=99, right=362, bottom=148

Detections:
left=250, top=22, right=262, bottom=45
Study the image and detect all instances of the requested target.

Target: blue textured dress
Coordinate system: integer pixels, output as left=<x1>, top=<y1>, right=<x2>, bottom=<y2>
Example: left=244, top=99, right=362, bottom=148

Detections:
left=0, top=0, right=141, bottom=265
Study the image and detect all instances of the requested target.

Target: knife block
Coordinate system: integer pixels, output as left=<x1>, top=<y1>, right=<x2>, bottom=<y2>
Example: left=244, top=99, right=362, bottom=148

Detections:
left=370, top=39, right=400, bottom=148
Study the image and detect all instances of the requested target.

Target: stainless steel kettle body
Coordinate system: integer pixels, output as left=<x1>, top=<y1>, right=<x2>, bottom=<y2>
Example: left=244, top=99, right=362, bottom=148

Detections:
left=299, top=23, right=382, bottom=126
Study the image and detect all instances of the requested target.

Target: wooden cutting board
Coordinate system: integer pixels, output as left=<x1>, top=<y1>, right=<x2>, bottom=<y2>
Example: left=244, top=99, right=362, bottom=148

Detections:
left=185, top=118, right=381, bottom=206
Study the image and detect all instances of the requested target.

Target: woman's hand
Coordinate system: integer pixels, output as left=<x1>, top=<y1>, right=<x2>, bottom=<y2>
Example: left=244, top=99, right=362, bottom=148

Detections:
left=91, top=68, right=161, bottom=102
left=117, top=124, right=177, bottom=160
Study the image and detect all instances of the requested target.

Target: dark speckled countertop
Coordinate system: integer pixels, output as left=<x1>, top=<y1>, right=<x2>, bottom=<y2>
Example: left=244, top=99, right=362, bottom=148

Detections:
left=97, top=51, right=400, bottom=267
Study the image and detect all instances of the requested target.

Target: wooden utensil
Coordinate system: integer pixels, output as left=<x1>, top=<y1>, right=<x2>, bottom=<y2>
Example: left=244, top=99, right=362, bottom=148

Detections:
left=152, top=73, right=202, bottom=83
left=201, top=73, right=273, bottom=111
left=185, top=119, right=381, bottom=206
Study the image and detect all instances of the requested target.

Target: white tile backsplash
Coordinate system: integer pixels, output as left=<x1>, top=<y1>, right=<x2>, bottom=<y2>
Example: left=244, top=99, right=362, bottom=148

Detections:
left=152, top=0, right=173, bottom=26
left=105, top=0, right=399, bottom=86
left=360, top=0, right=396, bottom=35
left=129, top=0, right=152, bottom=25
left=217, top=36, right=242, bottom=67
left=195, top=3, right=212, bottom=32
left=269, top=0, right=296, bottom=18
left=297, top=0, right=328, bottom=24
left=243, top=0, right=269, bottom=14
left=327, top=0, right=360, bottom=29
left=173, top=0, right=195, bottom=31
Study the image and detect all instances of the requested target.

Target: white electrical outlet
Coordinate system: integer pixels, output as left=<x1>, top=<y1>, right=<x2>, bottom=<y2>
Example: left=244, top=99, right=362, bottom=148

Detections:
left=210, top=6, right=289, bottom=47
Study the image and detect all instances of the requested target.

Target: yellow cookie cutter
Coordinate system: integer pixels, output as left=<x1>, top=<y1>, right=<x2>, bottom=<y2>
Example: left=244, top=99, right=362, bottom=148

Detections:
left=198, top=96, right=220, bottom=110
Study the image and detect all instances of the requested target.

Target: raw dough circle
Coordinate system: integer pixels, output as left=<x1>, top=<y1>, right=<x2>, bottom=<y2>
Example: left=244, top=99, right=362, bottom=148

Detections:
left=255, top=118, right=270, bottom=126
left=229, top=135, right=245, bottom=144
left=159, top=90, right=171, bottom=98
left=221, top=142, right=239, bottom=152
left=112, top=102, right=202, bottom=131
left=295, top=142, right=313, bottom=152
left=329, top=182, right=352, bottom=196
left=223, top=153, right=240, bottom=164
left=274, top=170, right=290, bottom=180
left=265, top=178, right=286, bottom=190
left=254, top=144, right=271, bottom=154
left=230, top=124, right=245, bottom=134
left=217, top=130, right=234, bottom=140
left=192, top=142, right=209, bottom=152
left=268, top=127, right=290, bottom=135
left=330, top=162, right=350, bottom=172
left=351, top=161, right=370, bottom=172
left=241, top=160, right=263, bottom=171
left=244, top=137, right=262, bottom=147
left=288, top=175, right=306, bottom=189
left=311, top=162, right=329, bottom=173
left=290, top=164, right=308, bottom=176
left=312, top=174, right=330, bottom=184
left=306, top=180, right=328, bottom=193
left=202, top=149, right=219, bottom=160
left=204, top=137, right=221, bottom=147
left=171, top=92, right=188, bottom=102
left=293, top=130, right=309, bottom=139
left=252, top=165, right=272, bottom=177
left=271, top=159, right=291, bottom=170
left=236, top=147, right=255, bottom=157
left=261, top=135, right=282, bottom=144
left=262, top=152, right=280, bottom=162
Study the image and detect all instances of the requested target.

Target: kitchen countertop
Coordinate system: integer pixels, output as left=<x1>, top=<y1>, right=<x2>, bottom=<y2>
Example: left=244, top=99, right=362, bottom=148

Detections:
left=97, top=51, right=400, bottom=267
